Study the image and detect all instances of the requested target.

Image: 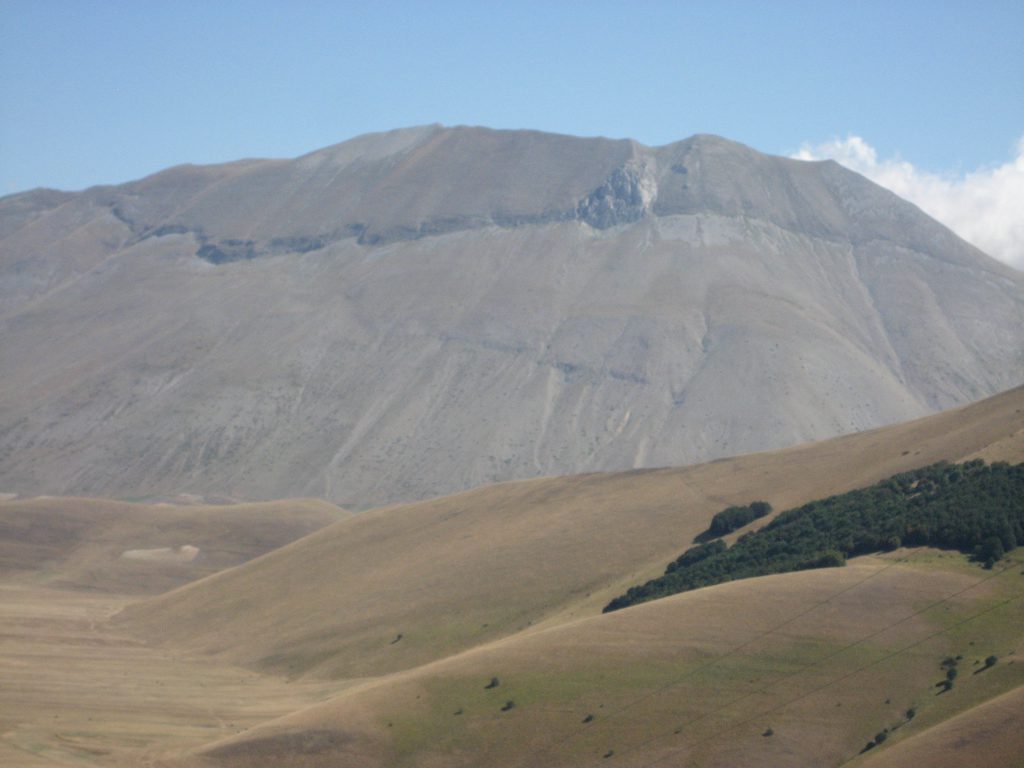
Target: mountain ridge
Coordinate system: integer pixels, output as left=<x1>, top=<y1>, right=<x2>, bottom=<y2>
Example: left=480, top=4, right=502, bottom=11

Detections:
left=4, top=125, right=1009, bottom=272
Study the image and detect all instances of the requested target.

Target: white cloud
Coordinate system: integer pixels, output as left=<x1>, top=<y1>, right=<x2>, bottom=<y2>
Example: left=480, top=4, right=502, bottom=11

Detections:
left=793, top=136, right=1024, bottom=271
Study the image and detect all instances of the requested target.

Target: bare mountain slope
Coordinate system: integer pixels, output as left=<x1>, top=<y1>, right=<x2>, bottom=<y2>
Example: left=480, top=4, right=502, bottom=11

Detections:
left=1, top=126, right=1021, bottom=506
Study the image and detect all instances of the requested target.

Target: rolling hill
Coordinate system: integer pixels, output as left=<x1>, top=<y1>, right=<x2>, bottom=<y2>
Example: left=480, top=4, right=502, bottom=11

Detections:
left=2, top=386, right=1021, bottom=767
left=174, top=557, right=1024, bottom=768
left=118, top=385, right=1024, bottom=682
left=2, top=126, right=1021, bottom=508
left=111, top=384, right=1022, bottom=768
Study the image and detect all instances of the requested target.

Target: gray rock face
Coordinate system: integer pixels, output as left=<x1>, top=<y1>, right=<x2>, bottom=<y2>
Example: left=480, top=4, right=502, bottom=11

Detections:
left=0, top=126, right=1021, bottom=507
left=576, top=161, right=656, bottom=228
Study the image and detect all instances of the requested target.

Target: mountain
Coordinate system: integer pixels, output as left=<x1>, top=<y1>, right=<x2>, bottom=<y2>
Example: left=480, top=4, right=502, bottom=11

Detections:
left=1, top=126, right=1021, bottom=507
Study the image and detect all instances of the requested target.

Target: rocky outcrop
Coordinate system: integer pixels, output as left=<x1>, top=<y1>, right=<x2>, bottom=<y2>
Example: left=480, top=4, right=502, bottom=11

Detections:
left=576, top=161, right=657, bottom=229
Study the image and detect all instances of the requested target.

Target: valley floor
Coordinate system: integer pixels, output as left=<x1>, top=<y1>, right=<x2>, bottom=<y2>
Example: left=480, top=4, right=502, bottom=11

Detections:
left=0, top=585, right=348, bottom=767
left=2, top=550, right=1022, bottom=767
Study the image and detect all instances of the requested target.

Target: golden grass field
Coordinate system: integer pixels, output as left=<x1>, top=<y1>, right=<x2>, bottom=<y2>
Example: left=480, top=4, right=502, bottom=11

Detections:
left=1, top=386, right=1022, bottom=767
left=0, top=497, right=349, bottom=766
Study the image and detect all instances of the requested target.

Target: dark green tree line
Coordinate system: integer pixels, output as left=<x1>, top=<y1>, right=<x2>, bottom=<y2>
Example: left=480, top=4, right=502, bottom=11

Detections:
left=605, top=461, right=1023, bottom=613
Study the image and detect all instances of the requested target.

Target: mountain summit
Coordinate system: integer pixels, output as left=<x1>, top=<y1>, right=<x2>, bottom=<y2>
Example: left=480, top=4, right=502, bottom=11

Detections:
left=1, top=126, right=1021, bottom=506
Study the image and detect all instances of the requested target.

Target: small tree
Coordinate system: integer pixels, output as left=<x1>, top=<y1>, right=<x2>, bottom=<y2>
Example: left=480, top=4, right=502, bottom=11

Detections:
left=978, top=536, right=1004, bottom=568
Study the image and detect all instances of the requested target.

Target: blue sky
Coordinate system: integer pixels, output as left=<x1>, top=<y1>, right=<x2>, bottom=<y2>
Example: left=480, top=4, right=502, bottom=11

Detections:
left=1, top=0, right=1021, bottom=194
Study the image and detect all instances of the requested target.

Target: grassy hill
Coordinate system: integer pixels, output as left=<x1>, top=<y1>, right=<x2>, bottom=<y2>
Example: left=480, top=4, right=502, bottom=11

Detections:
left=605, top=459, right=1023, bottom=612
left=177, top=552, right=1024, bottom=767
left=853, top=685, right=1024, bottom=768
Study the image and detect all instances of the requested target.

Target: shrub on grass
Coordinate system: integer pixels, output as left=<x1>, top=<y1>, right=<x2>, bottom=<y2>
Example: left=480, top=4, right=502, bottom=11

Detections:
left=706, top=501, right=773, bottom=537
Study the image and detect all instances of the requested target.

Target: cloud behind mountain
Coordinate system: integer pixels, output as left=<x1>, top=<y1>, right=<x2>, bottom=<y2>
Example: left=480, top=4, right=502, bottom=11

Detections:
left=794, top=135, right=1024, bottom=270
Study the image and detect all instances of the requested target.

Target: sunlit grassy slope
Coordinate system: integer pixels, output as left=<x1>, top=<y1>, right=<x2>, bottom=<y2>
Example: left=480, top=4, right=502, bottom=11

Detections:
left=173, top=549, right=1024, bottom=768
left=853, top=685, right=1024, bottom=768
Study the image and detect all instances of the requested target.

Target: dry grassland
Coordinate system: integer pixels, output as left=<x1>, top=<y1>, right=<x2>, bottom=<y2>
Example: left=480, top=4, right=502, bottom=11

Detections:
left=1, top=386, right=1021, bottom=766
left=167, top=550, right=1024, bottom=768
left=853, top=685, right=1024, bottom=768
